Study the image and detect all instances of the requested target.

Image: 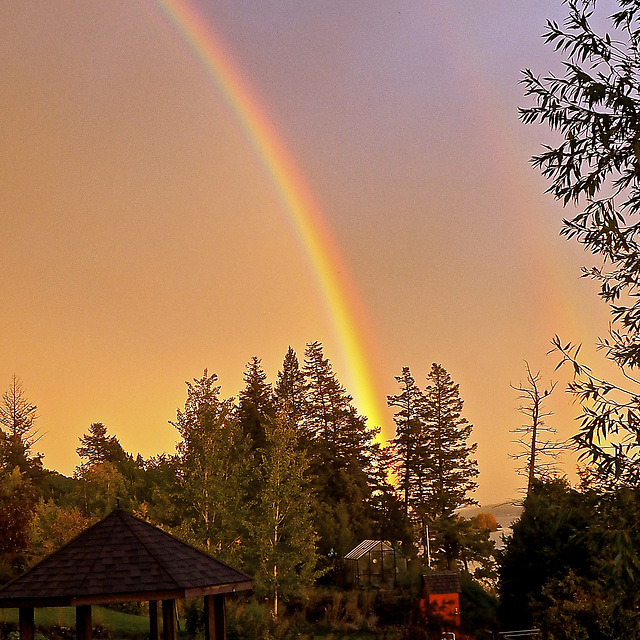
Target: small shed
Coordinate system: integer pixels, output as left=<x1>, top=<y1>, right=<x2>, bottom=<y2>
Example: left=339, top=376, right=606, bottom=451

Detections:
left=417, top=571, right=461, bottom=629
left=0, top=510, right=252, bottom=640
left=343, top=540, right=402, bottom=588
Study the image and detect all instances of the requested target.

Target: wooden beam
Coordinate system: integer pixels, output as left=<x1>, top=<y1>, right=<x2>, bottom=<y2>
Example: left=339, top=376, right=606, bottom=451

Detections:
left=204, top=594, right=226, bottom=640
left=76, top=604, right=92, bottom=640
left=149, top=601, right=160, bottom=640
left=162, top=599, right=176, bottom=640
left=19, top=607, right=34, bottom=640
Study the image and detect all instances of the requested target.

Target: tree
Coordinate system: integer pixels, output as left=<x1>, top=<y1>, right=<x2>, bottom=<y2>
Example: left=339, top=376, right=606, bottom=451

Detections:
left=237, top=356, right=274, bottom=455
left=387, top=367, right=426, bottom=516
left=421, top=364, right=478, bottom=520
left=30, top=501, right=91, bottom=563
left=521, top=0, right=640, bottom=485
left=414, top=364, right=479, bottom=569
left=246, top=413, right=320, bottom=617
left=76, top=422, right=129, bottom=467
left=498, top=478, right=640, bottom=636
left=0, top=467, right=37, bottom=582
left=274, top=347, right=307, bottom=430
left=75, top=422, right=141, bottom=507
left=510, top=362, right=565, bottom=494
left=73, top=461, right=128, bottom=518
left=171, top=370, right=251, bottom=560
left=0, top=376, right=42, bottom=476
left=431, top=515, right=497, bottom=580
left=302, top=341, right=379, bottom=557
left=474, top=513, right=498, bottom=532
left=498, top=478, right=597, bottom=630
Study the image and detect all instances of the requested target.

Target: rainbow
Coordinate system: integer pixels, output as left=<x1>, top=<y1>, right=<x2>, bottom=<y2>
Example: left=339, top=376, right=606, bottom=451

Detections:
left=151, top=0, right=388, bottom=432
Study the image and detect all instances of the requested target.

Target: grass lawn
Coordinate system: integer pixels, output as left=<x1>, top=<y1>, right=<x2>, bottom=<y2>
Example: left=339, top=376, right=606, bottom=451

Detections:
left=0, top=607, right=149, bottom=635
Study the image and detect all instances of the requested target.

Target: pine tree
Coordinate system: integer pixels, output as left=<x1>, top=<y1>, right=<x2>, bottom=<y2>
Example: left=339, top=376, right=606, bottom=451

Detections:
left=388, top=367, right=426, bottom=516
left=75, top=423, right=140, bottom=506
left=302, top=341, right=379, bottom=556
left=421, top=363, right=478, bottom=521
left=171, top=370, right=251, bottom=560
left=237, top=356, right=274, bottom=455
left=76, top=422, right=129, bottom=467
left=274, top=347, right=307, bottom=428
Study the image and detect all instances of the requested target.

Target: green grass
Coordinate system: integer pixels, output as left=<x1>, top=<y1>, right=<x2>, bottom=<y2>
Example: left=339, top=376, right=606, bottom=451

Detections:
left=0, top=607, right=149, bottom=635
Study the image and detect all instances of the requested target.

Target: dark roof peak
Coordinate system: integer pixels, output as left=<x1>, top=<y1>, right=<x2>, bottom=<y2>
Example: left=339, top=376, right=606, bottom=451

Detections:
left=0, top=510, right=252, bottom=607
left=421, top=571, right=461, bottom=594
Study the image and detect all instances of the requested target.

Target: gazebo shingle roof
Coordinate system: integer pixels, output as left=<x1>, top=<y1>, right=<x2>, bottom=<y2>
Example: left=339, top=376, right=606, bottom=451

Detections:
left=0, top=510, right=252, bottom=607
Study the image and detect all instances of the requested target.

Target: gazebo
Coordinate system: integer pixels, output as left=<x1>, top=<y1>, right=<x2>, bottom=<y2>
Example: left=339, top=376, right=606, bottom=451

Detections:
left=0, top=510, right=252, bottom=640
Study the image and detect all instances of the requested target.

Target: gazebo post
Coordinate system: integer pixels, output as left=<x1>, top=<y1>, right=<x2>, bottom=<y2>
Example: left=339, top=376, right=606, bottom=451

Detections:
left=76, top=605, right=92, bottom=640
left=149, top=601, right=160, bottom=640
left=19, top=607, right=34, bottom=640
left=204, top=594, right=226, bottom=640
left=161, top=599, right=176, bottom=640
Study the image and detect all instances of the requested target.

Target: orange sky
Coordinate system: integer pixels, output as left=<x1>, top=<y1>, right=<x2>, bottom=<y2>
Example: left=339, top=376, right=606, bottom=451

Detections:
left=1, top=1, right=614, bottom=504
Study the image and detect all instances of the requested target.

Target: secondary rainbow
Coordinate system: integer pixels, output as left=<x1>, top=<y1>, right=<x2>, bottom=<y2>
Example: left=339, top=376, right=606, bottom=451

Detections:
left=152, top=0, right=387, bottom=432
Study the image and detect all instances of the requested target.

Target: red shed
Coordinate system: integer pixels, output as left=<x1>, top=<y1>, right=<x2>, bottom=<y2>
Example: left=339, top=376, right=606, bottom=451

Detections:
left=418, top=571, right=461, bottom=629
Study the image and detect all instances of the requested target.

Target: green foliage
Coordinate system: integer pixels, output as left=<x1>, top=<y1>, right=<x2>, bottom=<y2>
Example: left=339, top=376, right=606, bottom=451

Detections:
left=388, top=364, right=479, bottom=569
left=76, top=422, right=130, bottom=467
left=73, top=461, right=129, bottom=518
left=274, top=347, right=307, bottom=429
left=421, top=364, right=478, bottom=521
left=459, top=572, right=498, bottom=638
left=498, top=478, right=640, bottom=635
left=245, top=414, right=321, bottom=616
left=237, top=356, right=275, bottom=455
left=302, top=342, right=380, bottom=558
left=0, top=376, right=43, bottom=483
left=430, top=516, right=497, bottom=580
left=29, top=500, right=91, bottom=563
left=522, top=0, right=640, bottom=484
left=387, top=367, right=425, bottom=516
left=0, top=467, right=37, bottom=582
left=498, top=478, right=595, bottom=630
left=532, top=570, right=640, bottom=640
left=171, top=370, right=252, bottom=560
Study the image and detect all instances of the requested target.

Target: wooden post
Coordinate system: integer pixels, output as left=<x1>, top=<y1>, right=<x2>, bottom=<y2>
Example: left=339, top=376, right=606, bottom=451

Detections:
left=76, top=605, right=92, bottom=640
left=204, top=594, right=226, bottom=640
left=19, top=607, right=34, bottom=640
left=161, top=599, right=176, bottom=640
left=149, top=601, right=160, bottom=640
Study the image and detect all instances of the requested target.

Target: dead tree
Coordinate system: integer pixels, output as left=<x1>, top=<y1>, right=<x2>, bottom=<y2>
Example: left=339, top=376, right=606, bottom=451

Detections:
left=510, top=362, right=567, bottom=495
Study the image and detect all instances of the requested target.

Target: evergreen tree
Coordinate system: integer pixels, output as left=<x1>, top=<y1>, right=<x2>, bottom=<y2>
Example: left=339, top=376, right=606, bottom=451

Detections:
left=237, top=356, right=274, bottom=455
left=302, top=341, right=379, bottom=557
left=421, top=363, right=478, bottom=520
left=172, top=370, right=251, bottom=560
left=76, top=422, right=129, bottom=467
left=274, top=347, right=307, bottom=429
left=246, top=413, right=320, bottom=617
left=75, top=422, right=140, bottom=506
left=388, top=367, right=426, bottom=516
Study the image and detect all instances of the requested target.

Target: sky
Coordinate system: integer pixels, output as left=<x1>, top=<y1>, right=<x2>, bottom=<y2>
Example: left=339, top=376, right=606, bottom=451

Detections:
left=1, top=1, right=618, bottom=505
